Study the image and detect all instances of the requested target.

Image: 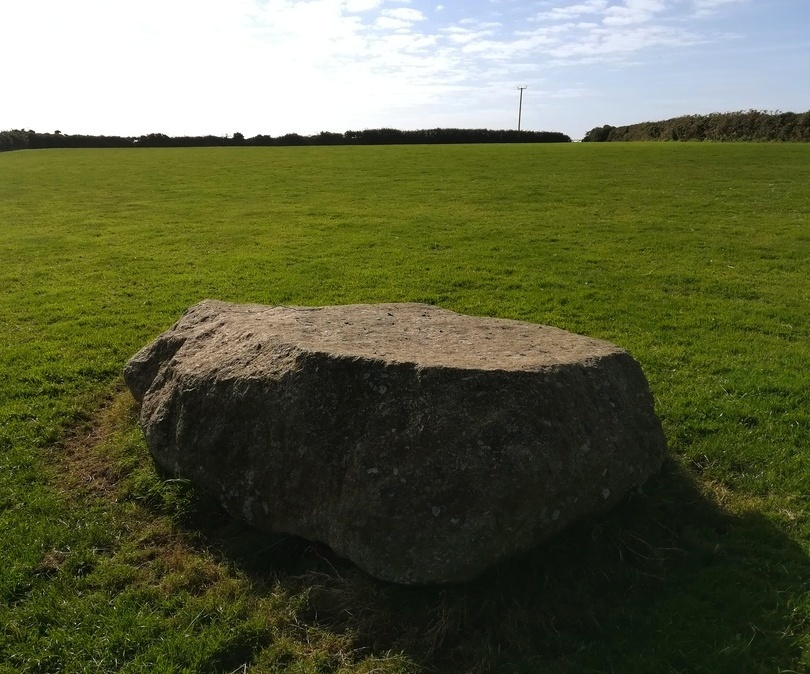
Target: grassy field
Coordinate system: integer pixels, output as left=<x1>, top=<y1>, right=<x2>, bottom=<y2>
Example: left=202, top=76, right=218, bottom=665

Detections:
left=0, top=143, right=808, bottom=673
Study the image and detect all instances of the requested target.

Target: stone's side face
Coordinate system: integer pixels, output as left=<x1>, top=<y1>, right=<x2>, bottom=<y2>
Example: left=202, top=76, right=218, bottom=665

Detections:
left=124, top=300, right=667, bottom=585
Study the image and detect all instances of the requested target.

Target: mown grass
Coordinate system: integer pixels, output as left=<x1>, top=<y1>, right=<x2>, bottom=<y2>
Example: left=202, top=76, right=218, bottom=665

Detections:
left=0, top=143, right=808, bottom=672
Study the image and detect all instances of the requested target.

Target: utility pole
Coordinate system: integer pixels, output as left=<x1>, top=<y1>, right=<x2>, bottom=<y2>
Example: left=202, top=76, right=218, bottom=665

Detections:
left=517, top=86, right=527, bottom=132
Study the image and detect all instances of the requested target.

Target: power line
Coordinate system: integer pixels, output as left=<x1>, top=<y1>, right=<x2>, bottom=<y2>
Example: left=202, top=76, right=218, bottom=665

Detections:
left=517, top=86, right=528, bottom=132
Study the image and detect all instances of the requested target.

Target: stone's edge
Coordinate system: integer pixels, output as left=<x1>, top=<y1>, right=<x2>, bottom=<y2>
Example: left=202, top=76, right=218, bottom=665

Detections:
left=145, top=299, right=628, bottom=373
left=188, top=298, right=597, bottom=334
left=124, top=334, right=187, bottom=404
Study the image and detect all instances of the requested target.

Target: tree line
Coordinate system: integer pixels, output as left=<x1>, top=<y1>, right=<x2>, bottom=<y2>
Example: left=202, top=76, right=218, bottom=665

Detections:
left=0, top=127, right=571, bottom=153
left=582, top=109, right=810, bottom=142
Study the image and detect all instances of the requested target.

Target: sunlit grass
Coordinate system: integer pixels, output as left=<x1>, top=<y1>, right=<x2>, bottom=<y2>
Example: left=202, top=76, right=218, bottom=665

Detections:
left=0, top=143, right=808, bottom=672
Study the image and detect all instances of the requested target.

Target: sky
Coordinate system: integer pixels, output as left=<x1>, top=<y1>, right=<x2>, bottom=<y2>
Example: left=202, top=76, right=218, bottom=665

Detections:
left=2, top=0, right=808, bottom=140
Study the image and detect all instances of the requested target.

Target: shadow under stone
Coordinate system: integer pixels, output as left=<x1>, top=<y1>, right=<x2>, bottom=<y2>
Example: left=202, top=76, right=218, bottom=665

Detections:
left=174, top=457, right=810, bottom=673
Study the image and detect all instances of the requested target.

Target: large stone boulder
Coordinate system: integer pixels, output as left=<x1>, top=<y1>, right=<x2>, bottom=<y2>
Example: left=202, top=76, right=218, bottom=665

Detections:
left=124, top=300, right=666, bottom=584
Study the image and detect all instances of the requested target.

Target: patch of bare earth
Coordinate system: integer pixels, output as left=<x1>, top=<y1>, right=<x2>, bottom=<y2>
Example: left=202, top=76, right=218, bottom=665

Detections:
left=55, top=387, right=139, bottom=499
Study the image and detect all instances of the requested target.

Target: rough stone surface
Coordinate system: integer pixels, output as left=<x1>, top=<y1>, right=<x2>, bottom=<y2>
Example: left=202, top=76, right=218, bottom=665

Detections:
left=124, top=300, right=667, bottom=584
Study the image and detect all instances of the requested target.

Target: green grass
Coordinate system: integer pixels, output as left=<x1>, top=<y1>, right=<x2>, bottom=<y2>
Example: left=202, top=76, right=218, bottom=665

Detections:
left=1, top=143, right=808, bottom=672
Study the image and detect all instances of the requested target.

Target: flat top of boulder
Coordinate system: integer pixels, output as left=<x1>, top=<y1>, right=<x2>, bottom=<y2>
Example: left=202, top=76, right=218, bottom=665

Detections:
left=182, top=300, right=624, bottom=371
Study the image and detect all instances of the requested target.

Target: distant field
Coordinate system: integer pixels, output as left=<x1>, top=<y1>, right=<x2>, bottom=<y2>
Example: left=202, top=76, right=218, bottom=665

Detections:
left=1, top=143, right=808, bottom=672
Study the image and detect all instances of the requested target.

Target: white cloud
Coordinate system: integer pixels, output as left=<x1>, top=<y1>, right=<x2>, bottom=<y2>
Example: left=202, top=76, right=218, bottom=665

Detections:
left=692, top=0, right=749, bottom=16
left=381, top=7, right=426, bottom=21
left=440, top=21, right=501, bottom=46
left=537, top=0, right=609, bottom=21
left=372, top=6, right=426, bottom=29
left=603, top=0, right=667, bottom=26
left=548, top=24, right=701, bottom=59
left=345, top=0, right=382, bottom=11
left=374, top=16, right=413, bottom=29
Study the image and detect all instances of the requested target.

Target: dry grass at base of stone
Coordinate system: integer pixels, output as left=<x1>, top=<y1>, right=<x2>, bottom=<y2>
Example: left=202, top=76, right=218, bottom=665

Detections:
left=56, top=392, right=140, bottom=499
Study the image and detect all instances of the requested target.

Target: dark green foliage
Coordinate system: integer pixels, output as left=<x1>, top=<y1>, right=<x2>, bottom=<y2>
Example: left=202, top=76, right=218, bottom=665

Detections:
left=582, top=109, right=810, bottom=142
left=582, top=124, right=616, bottom=142
left=0, top=127, right=571, bottom=153
left=0, top=129, right=31, bottom=151
left=0, top=129, right=136, bottom=151
left=338, top=127, right=571, bottom=144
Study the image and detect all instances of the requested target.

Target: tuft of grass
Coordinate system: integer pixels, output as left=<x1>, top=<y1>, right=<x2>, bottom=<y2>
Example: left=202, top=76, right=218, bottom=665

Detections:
left=1, top=143, right=809, bottom=671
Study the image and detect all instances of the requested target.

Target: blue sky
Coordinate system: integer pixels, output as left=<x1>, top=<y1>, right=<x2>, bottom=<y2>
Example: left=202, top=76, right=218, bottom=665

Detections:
left=2, top=0, right=807, bottom=140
